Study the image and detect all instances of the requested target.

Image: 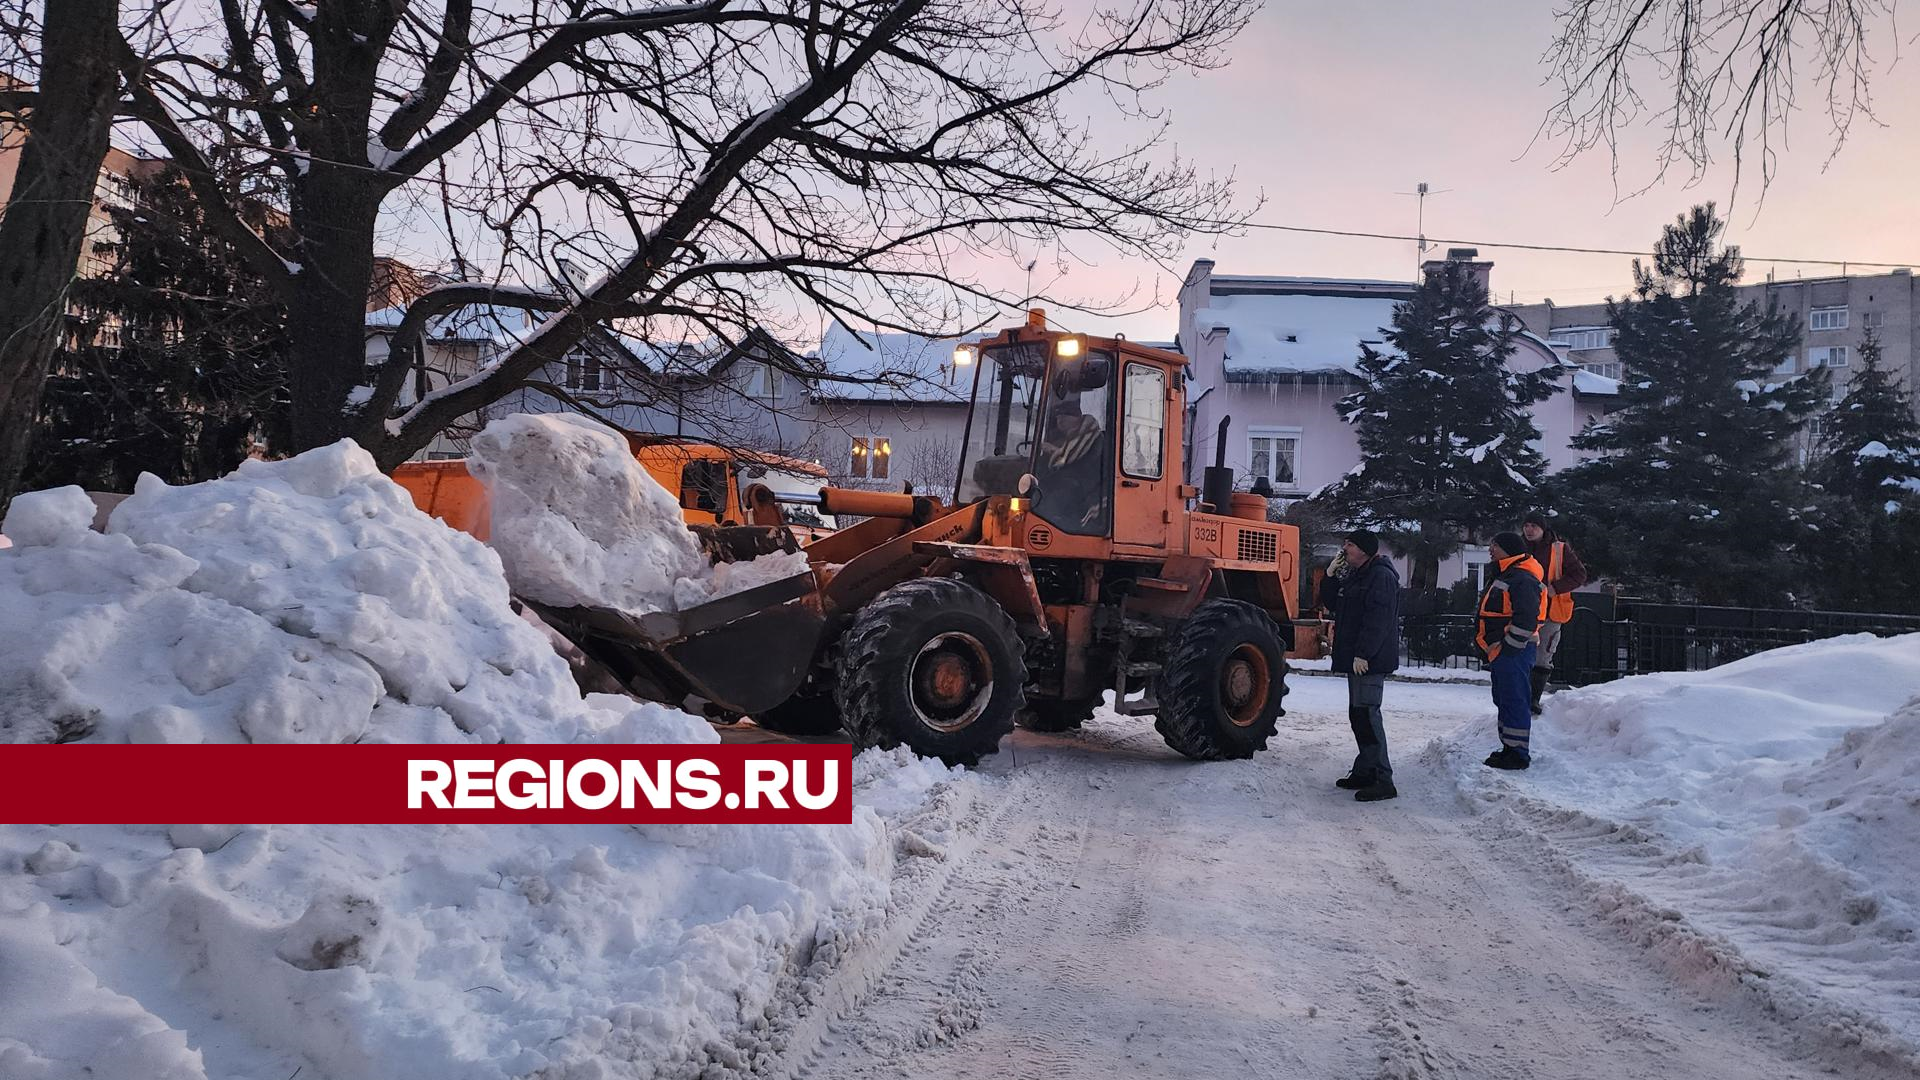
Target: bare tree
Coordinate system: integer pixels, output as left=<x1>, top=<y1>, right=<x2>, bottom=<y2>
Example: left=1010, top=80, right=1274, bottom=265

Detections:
left=1539, top=0, right=1902, bottom=198
left=0, top=0, right=121, bottom=516
left=105, top=0, right=1255, bottom=469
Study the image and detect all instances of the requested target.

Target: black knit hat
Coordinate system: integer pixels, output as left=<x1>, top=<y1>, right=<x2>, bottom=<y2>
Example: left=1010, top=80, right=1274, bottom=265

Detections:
left=1523, top=510, right=1550, bottom=529
left=1344, top=528, right=1380, bottom=558
left=1492, top=531, right=1526, bottom=558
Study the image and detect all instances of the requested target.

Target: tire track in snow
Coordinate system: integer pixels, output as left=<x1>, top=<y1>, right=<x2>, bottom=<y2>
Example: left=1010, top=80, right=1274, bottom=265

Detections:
left=753, top=679, right=1905, bottom=1080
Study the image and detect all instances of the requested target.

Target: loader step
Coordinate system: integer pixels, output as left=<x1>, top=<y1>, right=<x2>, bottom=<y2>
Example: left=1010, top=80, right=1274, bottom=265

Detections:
left=1113, top=692, right=1161, bottom=716
left=1124, top=661, right=1163, bottom=678
left=1134, top=577, right=1190, bottom=593
left=1121, top=619, right=1166, bottom=638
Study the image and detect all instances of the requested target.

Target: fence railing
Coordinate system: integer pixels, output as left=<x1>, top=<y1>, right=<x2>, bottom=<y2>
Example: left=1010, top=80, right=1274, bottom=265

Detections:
left=1392, top=598, right=1920, bottom=685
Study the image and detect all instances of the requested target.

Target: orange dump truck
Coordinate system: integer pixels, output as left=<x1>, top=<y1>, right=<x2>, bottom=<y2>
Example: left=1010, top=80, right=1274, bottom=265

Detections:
left=392, top=435, right=831, bottom=541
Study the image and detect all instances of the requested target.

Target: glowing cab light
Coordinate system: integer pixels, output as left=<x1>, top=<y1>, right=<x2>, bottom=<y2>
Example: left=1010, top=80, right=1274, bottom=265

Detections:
left=1008, top=497, right=1028, bottom=513
left=1055, top=336, right=1083, bottom=359
left=953, top=344, right=976, bottom=367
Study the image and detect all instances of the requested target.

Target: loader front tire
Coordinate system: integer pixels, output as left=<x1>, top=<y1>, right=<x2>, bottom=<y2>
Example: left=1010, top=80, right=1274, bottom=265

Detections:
left=1154, top=599, right=1288, bottom=761
left=836, top=578, right=1026, bottom=766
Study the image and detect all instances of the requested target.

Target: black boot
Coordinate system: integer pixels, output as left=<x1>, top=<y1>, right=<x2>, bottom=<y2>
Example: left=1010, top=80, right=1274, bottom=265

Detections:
left=1354, top=780, right=1398, bottom=802
left=1529, top=667, right=1549, bottom=716
left=1484, top=747, right=1531, bottom=770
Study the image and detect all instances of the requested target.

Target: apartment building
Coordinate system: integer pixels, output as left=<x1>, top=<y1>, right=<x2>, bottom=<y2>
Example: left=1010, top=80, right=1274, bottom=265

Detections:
left=1, top=92, right=165, bottom=349
left=1507, top=269, right=1919, bottom=456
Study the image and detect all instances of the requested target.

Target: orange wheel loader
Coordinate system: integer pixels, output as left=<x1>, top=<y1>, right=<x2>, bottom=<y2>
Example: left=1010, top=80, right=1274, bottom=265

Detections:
left=517, top=311, right=1309, bottom=765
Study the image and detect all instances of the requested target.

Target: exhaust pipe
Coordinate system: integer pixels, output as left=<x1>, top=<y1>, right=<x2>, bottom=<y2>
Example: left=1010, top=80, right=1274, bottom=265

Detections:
left=1202, top=414, right=1234, bottom=513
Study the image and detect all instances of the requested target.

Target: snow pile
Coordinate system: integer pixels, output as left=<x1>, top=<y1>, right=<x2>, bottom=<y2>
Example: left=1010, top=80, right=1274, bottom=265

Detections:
left=1439, top=632, right=1920, bottom=1052
left=468, top=413, right=811, bottom=616
left=0, top=443, right=704, bottom=745
left=0, top=445, right=975, bottom=1079
left=0, top=748, right=972, bottom=1080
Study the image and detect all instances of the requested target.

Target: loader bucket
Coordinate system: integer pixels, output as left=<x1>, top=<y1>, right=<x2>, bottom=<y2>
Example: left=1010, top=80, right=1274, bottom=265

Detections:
left=528, top=570, right=824, bottom=715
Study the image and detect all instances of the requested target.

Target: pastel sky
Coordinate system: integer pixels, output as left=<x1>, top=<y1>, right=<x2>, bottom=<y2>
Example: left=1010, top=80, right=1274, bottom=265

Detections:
left=1037, top=2, right=1920, bottom=340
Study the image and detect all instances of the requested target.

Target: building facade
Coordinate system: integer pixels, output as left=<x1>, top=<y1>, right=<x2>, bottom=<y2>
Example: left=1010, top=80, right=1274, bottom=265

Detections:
left=1176, top=252, right=1619, bottom=588
left=1507, top=268, right=1919, bottom=458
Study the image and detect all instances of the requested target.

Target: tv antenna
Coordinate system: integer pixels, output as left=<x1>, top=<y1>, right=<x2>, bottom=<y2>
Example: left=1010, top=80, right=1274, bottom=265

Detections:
left=1396, top=182, right=1451, bottom=273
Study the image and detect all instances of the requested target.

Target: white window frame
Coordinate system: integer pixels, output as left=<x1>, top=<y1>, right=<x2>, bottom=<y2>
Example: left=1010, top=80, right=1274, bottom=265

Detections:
left=1582, top=360, right=1622, bottom=380
left=1772, top=353, right=1798, bottom=376
left=564, top=353, right=604, bottom=393
left=1247, top=425, right=1303, bottom=493
left=1862, top=310, right=1884, bottom=329
left=1808, top=306, right=1848, bottom=332
left=1810, top=345, right=1849, bottom=369
left=741, top=361, right=780, bottom=399
left=850, top=434, right=891, bottom=479
left=1554, top=327, right=1612, bottom=351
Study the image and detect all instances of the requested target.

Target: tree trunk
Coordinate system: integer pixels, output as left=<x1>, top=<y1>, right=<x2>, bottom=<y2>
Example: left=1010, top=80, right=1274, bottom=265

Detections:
left=1411, top=521, right=1444, bottom=591
left=284, top=174, right=382, bottom=455
left=0, top=0, right=121, bottom=519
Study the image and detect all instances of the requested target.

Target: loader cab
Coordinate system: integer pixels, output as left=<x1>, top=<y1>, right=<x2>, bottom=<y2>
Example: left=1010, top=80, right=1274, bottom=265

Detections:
left=953, top=316, right=1182, bottom=554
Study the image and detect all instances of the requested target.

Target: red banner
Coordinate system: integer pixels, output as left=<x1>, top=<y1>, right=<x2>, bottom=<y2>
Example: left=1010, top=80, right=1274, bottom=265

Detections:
left=0, top=745, right=853, bottom=824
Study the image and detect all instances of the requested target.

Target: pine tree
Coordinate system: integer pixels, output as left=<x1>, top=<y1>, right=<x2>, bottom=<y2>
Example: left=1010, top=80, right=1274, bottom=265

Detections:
left=1317, top=261, right=1560, bottom=589
left=1817, top=330, right=1920, bottom=501
left=1558, top=205, right=1828, bottom=606
left=1809, top=329, right=1920, bottom=611
left=26, top=165, right=290, bottom=493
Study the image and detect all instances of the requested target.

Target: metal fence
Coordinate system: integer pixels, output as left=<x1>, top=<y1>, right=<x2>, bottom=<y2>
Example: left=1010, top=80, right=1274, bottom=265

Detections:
left=1395, top=597, right=1920, bottom=684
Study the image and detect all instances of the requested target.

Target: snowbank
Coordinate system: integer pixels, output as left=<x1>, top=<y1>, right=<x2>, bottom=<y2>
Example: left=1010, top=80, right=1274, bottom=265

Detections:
left=0, top=444, right=704, bottom=745
left=0, top=752, right=968, bottom=1080
left=1437, top=633, right=1920, bottom=1055
left=468, top=413, right=811, bottom=616
left=0, top=445, right=966, bottom=1080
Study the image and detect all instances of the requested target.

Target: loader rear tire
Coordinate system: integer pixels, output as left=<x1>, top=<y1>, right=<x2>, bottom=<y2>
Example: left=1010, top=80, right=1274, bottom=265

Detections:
left=836, top=577, right=1026, bottom=766
left=751, top=689, right=842, bottom=737
left=1018, top=696, right=1099, bottom=732
left=1154, top=599, right=1288, bottom=761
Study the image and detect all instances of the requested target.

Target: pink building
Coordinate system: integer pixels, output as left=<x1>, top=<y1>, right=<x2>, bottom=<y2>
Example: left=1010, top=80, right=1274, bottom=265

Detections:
left=1176, top=250, right=1619, bottom=586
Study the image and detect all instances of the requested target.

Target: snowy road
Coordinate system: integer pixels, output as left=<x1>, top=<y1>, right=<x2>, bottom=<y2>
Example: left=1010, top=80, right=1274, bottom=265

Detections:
left=758, top=675, right=1904, bottom=1080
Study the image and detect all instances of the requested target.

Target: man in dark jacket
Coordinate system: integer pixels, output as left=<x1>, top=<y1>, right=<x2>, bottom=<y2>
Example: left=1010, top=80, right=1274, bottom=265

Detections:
left=1477, top=531, right=1545, bottom=770
left=1323, top=528, right=1401, bottom=802
left=1521, top=510, right=1588, bottom=715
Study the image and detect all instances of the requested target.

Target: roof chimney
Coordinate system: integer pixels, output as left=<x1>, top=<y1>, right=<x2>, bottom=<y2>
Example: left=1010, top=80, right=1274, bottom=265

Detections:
left=1422, top=247, right=1493, bottom=296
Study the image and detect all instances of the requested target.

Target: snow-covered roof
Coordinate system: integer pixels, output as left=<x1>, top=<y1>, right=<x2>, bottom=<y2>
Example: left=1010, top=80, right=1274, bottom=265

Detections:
left=808, top=324, right=969, bottom=404
left=365, top=303, right=535, bottom=346
left=1210, top=274, right=1410, bottom=292
left=1196, top=290, right=1404, bottom=380
left=1571, top=367, right=1621, bottom=396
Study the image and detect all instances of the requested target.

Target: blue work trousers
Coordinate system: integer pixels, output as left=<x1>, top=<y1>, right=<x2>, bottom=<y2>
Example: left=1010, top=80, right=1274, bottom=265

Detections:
left=1489, top=643, right=1537, bottom=758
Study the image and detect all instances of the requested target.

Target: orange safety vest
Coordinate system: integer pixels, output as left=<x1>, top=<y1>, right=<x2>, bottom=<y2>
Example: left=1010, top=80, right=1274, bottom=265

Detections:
left=1544, top=541, right=1573, bottom=624
left=1475, top=553, right=1548, bottom=661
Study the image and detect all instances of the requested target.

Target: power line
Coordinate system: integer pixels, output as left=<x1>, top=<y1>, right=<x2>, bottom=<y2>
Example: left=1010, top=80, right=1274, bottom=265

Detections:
left=1230, top=218, right=1917, bottom=271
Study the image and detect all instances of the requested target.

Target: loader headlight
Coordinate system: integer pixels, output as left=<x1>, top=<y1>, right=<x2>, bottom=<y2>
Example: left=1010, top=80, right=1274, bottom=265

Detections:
left=953, top=345, right=976, bottom=367
left=1055, top=336, right=1083, bottom=359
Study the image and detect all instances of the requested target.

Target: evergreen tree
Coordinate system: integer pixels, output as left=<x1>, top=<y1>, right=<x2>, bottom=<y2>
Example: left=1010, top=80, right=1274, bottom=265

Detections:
left=1817, top=330, right=1920, bottom=500
left=1318, top=261, right=1560, bottom=589
left=1558, top=205, right=1829, bottom=606
left=26, top=165, right=290, bottom=493
left=1809, top=330, right=1920, bottom=611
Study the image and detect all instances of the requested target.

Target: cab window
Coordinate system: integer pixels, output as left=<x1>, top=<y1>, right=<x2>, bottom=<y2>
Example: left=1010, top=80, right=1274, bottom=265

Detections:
left=1121, top=363, right=1164, bottom=479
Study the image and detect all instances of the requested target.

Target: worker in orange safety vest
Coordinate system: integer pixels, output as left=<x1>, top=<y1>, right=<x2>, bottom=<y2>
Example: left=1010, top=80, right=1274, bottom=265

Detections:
left=1522, top=510, right=1589, bottom=716
left=1476, top=532, right=1547, bottom=770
